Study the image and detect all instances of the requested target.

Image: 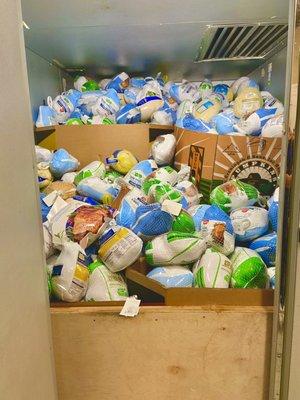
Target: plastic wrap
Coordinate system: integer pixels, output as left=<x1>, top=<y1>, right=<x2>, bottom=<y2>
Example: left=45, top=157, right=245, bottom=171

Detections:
left=193, top=249, right=232, bottom=288
left=147, top=266, right=194, bottom=287
left=145, top=231, right=207, bottom=266
left=85, top=260, right=128, bottom=301
left=98, top=225, right=143, bottom=272
left=230, top=247, right=269, bottom=288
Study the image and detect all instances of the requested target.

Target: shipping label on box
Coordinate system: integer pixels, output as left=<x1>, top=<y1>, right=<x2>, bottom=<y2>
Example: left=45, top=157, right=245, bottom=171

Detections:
left=174, top=127, right=282, bottom=202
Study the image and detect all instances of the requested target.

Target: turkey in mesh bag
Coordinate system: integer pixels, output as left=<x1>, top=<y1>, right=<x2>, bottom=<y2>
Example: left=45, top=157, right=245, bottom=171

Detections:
left=230, top=206, right=269, bottom=242
left=145, top=231, right=207, bottom=266
left=189, top=204, right=235, bottom=256
left=210, top=180, right=260, bottom=213
left=130, top=203, right=173, bottom=240
left=249, top=232, right=277, bottom=267
left=147, top=266, right=194, bottom=287
left=230, top=247, right=269, bottom=288
left=193, top=248, right=232, bottom=288
left=85, top=259, right=128, bottom=301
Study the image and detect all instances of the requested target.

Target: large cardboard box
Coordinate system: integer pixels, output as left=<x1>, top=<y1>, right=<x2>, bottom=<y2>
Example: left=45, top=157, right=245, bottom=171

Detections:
left=174, top=127, right=282, bottom=202
left=35, top=124, right=173, bottom=167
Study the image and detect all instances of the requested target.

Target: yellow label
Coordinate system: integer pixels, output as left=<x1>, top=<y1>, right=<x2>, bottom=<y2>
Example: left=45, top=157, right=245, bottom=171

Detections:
left=102, top=193, right=114, bottom=205
left=74, top=264, right=89, bottom=282
left=98, top=228, right=129, bottom=257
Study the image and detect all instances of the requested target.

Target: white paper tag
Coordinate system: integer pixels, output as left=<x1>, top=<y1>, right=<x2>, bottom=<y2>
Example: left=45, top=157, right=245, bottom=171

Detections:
left=46, top=196, right=68, bottom=222
left=119, top=296, right=141, bottom=317
left=119, top=72, right=129, bottom=80
left=161, top=199, right=182, bottom=216
left=43, top=190, right=59, bottom=207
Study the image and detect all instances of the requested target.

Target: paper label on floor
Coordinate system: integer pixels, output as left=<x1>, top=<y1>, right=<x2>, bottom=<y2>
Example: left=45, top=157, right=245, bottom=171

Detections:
left=119, top=296, right=141, bottom=317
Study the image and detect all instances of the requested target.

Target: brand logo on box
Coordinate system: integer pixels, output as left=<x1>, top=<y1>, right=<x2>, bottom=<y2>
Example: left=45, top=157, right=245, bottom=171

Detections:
left=227, top=158, right=278, bottom=197
left=188, top=145, right=204, bottom=186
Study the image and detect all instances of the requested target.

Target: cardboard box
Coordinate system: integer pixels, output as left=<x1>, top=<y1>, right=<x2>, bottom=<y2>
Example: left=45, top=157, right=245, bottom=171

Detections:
left=35, top=124, right=173, bottom=167
left=51, top=300, right=125, bottom=307
left=174, top=127, right=282, bottom=202
left=126, top=259, right=274, bottom=306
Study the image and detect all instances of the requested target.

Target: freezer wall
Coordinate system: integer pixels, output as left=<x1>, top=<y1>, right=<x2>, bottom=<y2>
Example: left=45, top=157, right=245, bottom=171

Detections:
left=249, top=47, right=287, bottom=103
left=26, top=49, right=71, bottom=122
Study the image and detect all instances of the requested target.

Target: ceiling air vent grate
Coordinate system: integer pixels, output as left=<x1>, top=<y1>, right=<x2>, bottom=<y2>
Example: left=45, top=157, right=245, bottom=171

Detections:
left=196, top=23, right=288, bottom=62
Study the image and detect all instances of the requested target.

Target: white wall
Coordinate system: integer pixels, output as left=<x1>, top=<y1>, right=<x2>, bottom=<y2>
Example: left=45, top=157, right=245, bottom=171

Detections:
left=249, top=47, right=287, bottom=103
left=0, top=1, right=57, bottom=399
left=26, top=48, right=72, bottom=122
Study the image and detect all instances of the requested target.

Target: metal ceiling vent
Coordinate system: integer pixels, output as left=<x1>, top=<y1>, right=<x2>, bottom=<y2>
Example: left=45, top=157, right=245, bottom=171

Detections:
left=196, top=23, right=288, bottom=62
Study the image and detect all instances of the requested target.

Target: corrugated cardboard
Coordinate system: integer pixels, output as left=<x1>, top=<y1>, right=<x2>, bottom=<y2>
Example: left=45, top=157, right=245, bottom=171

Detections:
left=126, top=259, right=274, bottom=306
left=35, top=124, right=173, bottom=166
left=174, top=127, right=282, bottom=202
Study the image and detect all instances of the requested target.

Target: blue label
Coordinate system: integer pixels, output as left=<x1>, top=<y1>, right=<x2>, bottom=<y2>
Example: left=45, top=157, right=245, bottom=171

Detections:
left=136, top=96, right=161, bottom=107
left=77, top=253, right=89, bottom=267
left=203, top=100, right=214, bottom=109
left=128, top=177, right=142, bottom=189
left=73, top=195, right=99, bottom=206
left=99, top=228, right=115, bottom=246
left=106, top=157, right=118, bottom=165
left=52, top=265, right=63, bottom=277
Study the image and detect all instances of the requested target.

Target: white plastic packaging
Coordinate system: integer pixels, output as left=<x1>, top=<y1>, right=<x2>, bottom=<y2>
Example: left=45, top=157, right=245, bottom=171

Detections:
left=35, top=145, right=53, bottom=164
left=51, top=242, right=89, bottom=302
left=76, top=176, right=119, bottom=204
left=74, top=76, right=88, bottom=91
left=147, top=266, right=194, bottom=287
left=175, top=180, right=201, bottom=208
left=145, top=231, right=207, bottom=266
left=43, top=222, right=55, bottom=258
left=151, top=134, right=176, bottom=166
left=61, top=172, right=77, bottom=184
left=230, top=207, right=269, bottom=242
left=200, top=220, right=235, bottom=256
left=85, top=260, right=128, bottom=301
left=261, top=114, right=284, bottom=137
left=50, top=201, right=112, bottom=249
left=98, top=225, right=143, bottom=272
left=152, top=166, right=178, bottom=186
left=193, top=248, right=232, bottom=288
left=230, top=247, right=269, bottom=288
left=74, top=161, right=106, bottom=185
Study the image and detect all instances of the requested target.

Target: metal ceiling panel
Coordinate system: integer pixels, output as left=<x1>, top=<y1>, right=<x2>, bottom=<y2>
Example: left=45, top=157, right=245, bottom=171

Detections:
left=196, top=23, right=288, bottom=62
left=21, top=0, right=288, bottom=29
left=24, top=23, right=207, bottom=77
left=21, top=0, right=289, bottom=80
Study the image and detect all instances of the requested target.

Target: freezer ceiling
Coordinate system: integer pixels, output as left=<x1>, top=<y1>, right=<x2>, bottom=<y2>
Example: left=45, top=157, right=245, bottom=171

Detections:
left=21, top=0, right=289, bottom=81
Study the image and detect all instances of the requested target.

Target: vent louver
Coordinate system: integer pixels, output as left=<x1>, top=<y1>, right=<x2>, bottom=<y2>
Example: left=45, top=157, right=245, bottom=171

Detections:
left=196, top=23, right=288, bottom=62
